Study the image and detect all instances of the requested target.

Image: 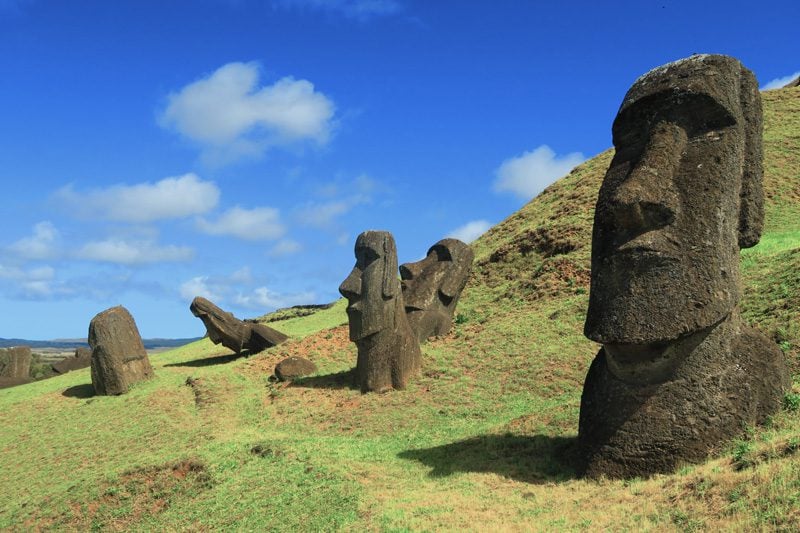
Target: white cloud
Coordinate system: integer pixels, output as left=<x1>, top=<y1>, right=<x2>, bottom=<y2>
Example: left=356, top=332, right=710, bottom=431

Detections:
left=268, top=239, right=303, bottom=257
left=274, top=0, right=402, bottom=20
left=447, top=220, right=492, bottom=244
left=7, top=221, right=59, bottom=260
left=494, top=145, right=584, bottom=200
left=180, top=276, right=221, bottom=302
left=55, top=173, right=219, bottom=223
left=77, top=239, right=194, bottom=264
left=761, top=71, right=800, bottom=90
left=0, top=263, right=66, bottom=299
left=234, top=286, right=316, bottom=310
left=159, top=62, right=335, bottom=162
left=197, top=206, right=285, bottom=240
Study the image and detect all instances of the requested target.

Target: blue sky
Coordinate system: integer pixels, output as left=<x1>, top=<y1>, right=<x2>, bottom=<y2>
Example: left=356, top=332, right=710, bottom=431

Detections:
left=1, top=0, right=797, bottom=340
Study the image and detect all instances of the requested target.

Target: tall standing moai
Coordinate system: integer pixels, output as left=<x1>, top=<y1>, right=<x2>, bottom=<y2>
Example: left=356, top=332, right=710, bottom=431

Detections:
left=399, top=238, right=474, bottom=343
left=579, top=54, right=790, bottom=478
left=339, top=231, right=421, bottom=393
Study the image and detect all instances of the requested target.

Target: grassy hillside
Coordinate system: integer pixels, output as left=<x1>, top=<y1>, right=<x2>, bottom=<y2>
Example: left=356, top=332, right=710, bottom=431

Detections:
left=1, top=87, right=798, bottom=531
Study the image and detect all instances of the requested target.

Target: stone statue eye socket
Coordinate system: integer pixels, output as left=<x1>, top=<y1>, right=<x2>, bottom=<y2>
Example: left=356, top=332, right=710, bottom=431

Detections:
left=431, top=245, right=452, bottom=262
left=356, top=247, right=380, bottom=269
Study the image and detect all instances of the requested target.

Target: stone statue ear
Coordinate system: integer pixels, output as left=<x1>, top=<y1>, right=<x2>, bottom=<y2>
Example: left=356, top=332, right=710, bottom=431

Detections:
left=382, top=234, right=399, bottom=299
left=440, top=245, right=474, bottom=299
left=737, top=65, right=764, bottom=249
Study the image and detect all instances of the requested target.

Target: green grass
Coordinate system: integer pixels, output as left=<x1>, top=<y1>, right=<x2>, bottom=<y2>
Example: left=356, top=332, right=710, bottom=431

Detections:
left=1, top=86, right=798, bottom=531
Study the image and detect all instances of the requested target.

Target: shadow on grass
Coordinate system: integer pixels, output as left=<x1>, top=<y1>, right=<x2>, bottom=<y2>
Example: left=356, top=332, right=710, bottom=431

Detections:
left=62, top=383, right=95, bottom=399
left=164, top=351, right=248, bottom=368
left=398, top=433, right=579, bottom=484
left=289, top=369, right=359, bottom=391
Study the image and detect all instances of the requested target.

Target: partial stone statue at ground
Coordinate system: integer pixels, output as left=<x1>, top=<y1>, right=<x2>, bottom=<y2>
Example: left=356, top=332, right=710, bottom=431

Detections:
left=52, top=347, right=92, bottom=374
left=579, top=54, right=790, bottom=479
left=0, top=346, right=32, bottom=378
left=89, top=306, right=154, bottom=395
left=190, top=297, right=288, bottom=354
left=784, top=75, right=800, bottom=88
left=274, top=356, right=317, bottom=381
left=400, top=238, right=474, bottom=343
left=340, top=230, right=421, bottom=393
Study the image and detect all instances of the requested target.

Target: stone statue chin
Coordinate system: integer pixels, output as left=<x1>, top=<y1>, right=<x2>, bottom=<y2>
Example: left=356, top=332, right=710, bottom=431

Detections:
left=578, top=54, right=789, bottom=479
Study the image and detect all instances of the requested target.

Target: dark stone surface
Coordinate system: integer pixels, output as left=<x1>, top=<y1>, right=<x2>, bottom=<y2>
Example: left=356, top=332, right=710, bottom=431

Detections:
left=579, top=54, right=789, bottom=479
left=190, top=297, right=288, bottom=354
left=274, top=356, right=317, bottom=381
left=52, top=347, right=92, bottom=374
left=89, top=306, right=154, bottom=396
left=0, top=346, right=32, bottom=378
left=339, top=230, right=421, bottom=393
left=400, top=238, right=474, bottom=343
left=784, top=75, right=800, bottom=88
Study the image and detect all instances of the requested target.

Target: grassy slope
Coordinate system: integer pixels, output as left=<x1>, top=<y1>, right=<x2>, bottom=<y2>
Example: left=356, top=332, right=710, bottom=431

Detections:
left=1, top=87, right=798, bottom=531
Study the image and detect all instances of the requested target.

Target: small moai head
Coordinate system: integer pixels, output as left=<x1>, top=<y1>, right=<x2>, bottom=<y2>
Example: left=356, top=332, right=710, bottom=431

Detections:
left=400, top=238, right=473, bottom=315
left=339, top=231, right=400, bottom=342
left=584, top=54, right=763, bottom=348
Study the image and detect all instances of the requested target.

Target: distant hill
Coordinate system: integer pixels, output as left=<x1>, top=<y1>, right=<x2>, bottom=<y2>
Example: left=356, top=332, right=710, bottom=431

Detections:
left=0, top=337, right=201, bottom=350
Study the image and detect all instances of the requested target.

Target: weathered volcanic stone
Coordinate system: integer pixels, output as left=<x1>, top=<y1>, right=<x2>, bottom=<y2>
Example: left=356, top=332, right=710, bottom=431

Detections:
left=400, top=238, right=474, bottom=343
left=190, top=297, right=288, bottom=354
left=274, top=356, right=317, bottom=381
left=89, top=306, right=154, bottom=396
left=52, top=347, right=92, bottom=374
left=0, top=376, right=32, bottom=389
left=0, top=346, right=32, bottom=378
left=339, top=231, right=421, bottom=393
left=579, top=54, right=790, bottom=479
left=784, top=75, right=800, bottom=88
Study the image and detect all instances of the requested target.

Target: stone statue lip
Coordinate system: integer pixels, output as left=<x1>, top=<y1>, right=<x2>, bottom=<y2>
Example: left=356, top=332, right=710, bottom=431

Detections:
left=612, top=231, right=680, bottom=261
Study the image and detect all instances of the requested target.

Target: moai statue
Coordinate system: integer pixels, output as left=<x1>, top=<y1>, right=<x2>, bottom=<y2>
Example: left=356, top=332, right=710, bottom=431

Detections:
left=339, top=230, right=421, bottom=393
left=89, top=306, right=154, bottom=395
left=0, top=346, right=32, bottom=378
left=579, top=54, right=790, bottom=478
left=190, top=296, right=288, bottom=354
left=399, top=238, right=474, bottom=343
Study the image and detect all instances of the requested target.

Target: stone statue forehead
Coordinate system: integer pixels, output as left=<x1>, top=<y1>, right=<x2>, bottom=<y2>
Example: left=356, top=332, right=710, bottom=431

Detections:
left=618, top=54, right=743, bottom=120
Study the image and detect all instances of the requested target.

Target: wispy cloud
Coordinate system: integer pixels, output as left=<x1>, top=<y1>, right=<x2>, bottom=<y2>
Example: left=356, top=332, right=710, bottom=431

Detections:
left=268, top=239, right=303, bottom=257
left=294, top=174, right=375, bottom=228
left=274, top=0, right=402, bottom=20
left=76, top=239, right=194, bottom=264
left=159, top=62, right=336, bottom=163
left=197, top=206, right=285, bottom=240
left=7, top=221, right=59, bottom=260
left=179, top=267, right=314, bottom=312
left=447, top=220, right=492, bottom=244
left=0, top=263, right=68, bottom=300
left=761, top=71, right=800, bottom=90
left=493, top=145, right=584, bottom=200
left=55, top=173, right=219, bottom=223
left=234, top=286, right=316, bottom=310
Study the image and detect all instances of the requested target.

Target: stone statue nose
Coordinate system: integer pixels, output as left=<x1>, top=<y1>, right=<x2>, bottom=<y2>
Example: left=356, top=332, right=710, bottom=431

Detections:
left=399, top=262, right=419, bottom=280
left=611, top=122, right=687, bottom=231
left=339, top=269, right=361, bottom=300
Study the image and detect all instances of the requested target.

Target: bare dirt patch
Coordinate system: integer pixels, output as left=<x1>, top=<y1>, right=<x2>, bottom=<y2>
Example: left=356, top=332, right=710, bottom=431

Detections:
left=37, top=459, right=211, bottom=531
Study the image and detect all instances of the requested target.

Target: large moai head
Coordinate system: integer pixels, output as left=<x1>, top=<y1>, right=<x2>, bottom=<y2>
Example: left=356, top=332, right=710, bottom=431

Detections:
left=190, top=296, right=250, bottom=353
left=584, top=54, right=763, bottom=347
left=400, top=238, right=474, bottom=341
left=339, top=230, right=401, bottom=342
